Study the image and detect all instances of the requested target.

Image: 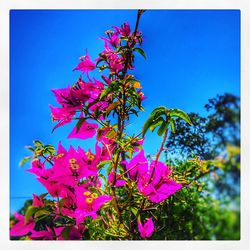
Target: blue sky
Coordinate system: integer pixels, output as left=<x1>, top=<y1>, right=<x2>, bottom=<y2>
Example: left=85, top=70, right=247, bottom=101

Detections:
left=10, top=10, right=240, bottom=212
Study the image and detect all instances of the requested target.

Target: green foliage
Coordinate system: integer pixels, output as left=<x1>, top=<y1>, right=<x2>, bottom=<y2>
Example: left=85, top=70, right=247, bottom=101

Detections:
left=142, top=106, right=192, bottom=137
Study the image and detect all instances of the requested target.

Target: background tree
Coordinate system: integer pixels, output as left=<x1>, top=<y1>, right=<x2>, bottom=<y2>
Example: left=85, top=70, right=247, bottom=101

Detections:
left=155, top=93, right=240, bottom=240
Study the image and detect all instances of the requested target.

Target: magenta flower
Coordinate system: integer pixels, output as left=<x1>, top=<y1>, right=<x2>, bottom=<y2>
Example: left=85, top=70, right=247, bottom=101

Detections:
left=113, top=22, right=131, bottom=37
left=10, top=213, right=35, bottom=237
left=32, top=194, right=44, bottom=207
left=137, top=161, right=182, bottom=203
left=138, top=218, right=154, bottom=239
left=49, top=105, right=76, bottom=131
left=68, top=120, right=98, bottom=140
left=74, top=186, right=112, bottom=225
left=124, top=151, right=182, bottom=203
left=50, top=145, right=98, bottom=187
left=101, top=32, right=120, bottom=47
left=73, top=51, right=95, bottom=75
left=27, top=159, right=45, bottom=177
left=108, top=171, right=126, bottom=187
left=30, top=226, right=64, bottom=240
left=123, top=150, right=148, bottom=180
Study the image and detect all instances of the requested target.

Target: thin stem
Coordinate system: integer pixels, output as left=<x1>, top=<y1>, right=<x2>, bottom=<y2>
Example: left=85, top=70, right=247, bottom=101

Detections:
left=149, top=128, right=168, bottom=183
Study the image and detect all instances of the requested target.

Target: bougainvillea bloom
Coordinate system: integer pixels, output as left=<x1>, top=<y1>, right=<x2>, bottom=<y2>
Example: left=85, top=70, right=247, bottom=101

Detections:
left=68, top=121, right=98, bottom=140
left=49, top=105, right=76, bottom=131
left=123, top=150, right=148, bottom=180
left=101, top=31, right=120, bottom=47
left=137, top=161, right=182, bottom=203
left=73, top=51, right=95, bottom=75
left=74, top=186, right=112, bottom=225
left=124, top=151, right=182, bottom=203
left=30, top=226, right=64, bottom=240
left=113, top=22, right=131, bottom=37
left=10, top=213, right=35, bottom=237
left=108, top=171, right=126, bottom=187
left=138, top=218, right=154, bottom=238
left=32, top=194, right=44, bottom=207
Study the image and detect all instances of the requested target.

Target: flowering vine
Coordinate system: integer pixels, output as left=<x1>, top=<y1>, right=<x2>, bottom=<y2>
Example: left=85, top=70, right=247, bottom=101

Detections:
left=11, top=10, right=192, bottom=240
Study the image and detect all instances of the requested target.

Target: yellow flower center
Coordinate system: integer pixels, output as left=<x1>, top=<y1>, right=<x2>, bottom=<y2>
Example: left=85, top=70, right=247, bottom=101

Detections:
left=69, top=158, right=79, bottom=170
left=83, top=191, right=91, bottom=196
left=86, top=197, right=93, bottom=204
left=91, top=193, right=98, bottom=199
left=70, top=163, right=79, bottom=170
left=69, top=158, right=77, bottom=164
left=86, top=151, right=95, bottom=161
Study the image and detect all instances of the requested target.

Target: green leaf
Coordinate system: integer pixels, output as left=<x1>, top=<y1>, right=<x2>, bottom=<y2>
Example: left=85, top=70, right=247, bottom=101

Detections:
left=133, top=47, right=147, bottom=59
left=98, top=160, right=111, bottom=169
left=25, top=206, right=37, bottom=223
left=157, top=121, right=168, bottom=136
left=142, top=116, right=155, bottom=137
left=106, top=164, right=113, bottom=175
left=106, top=129, right=116, bottom=139
left=106, top=100, right=121, bottom=116
left=149, top=117, right=165, bottom=132
left=33, top=140, right=43, bottom=147
left=61, top=226, right=71, bottom=240
left=76, top=117, right=88, bottom=133
left=131, top=207, right=139, bottom=217
left=169, top=118, right=176, bottom=133
left=150, top=106, right=167, bottom=119
left=34, top=209, right=50, bottom=218
left=19, top=156, right=32, bottom=167
left=25, top=146, right=35, bottom=152
left=43, top=145, right=56, bottom=155
left=169, top=108, right=192, bottom=125
left=129, top=109, right=139, bottom=116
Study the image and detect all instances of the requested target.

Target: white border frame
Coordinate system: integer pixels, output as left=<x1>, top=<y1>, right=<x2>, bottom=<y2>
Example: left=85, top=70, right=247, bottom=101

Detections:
left=1, top=1, right=250, bottom=250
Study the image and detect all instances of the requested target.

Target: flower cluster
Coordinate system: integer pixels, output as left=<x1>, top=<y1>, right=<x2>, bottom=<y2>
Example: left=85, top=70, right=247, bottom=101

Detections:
left=11, top=14, right=186, bottom=240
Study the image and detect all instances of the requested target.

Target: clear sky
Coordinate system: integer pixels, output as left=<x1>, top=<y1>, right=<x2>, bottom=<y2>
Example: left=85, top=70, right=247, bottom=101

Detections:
left=10, top=10, right=240, bottom=212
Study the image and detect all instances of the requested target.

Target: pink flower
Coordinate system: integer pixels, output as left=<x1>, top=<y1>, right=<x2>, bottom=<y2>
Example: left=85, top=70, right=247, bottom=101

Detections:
left=10, top=213, right=35, bottom=237
left=27, top=159, right=45, bottom=177
left=50, top=145, right=98, bottom=186
left=68, top=120, right=98, bottom=140
left=49, top=105, right=76, bottom=131
left=137, top=161, right=182, bottom=203
left=123, top=150, right=148, bottom=180
left=30, top=226, right=64, bottom=240
left=113, top=22, right=131, bottom=37
left=73, top=51, right=95, bottom=75
left=101, top=32, right=120, bottom=47
left=74, top=187, right=112, bottom=225
left=138, top=218, right=154, bottom=238
left=124, top=151, right=182, bottom=203
left=32, top=194, right=44, bottom=207
left=108, top=171, right=126, bottom=187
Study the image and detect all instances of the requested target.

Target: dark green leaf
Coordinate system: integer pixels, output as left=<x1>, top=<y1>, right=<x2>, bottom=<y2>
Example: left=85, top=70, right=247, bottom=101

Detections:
left=33, top=140, right=43, bottom=147
left=19, top=156, right=32, bottom=167
left=25, top=206, right=37, bottom=223
left=142, top=116, right=155, bottom=137
left=76, top=117, right=88, bottom=133
left=150, top=106, right=167, bottom=119
left=149, top=117, right=165, bottom=132
left=169, top=118, right=176, bottom=133
left=61, top=226, right=71, bottom=240
left=157, top=121, right=168, bottom=136
left=133, top=47, right=147, bottom=59
left=169, top=108, right=193, bottom=125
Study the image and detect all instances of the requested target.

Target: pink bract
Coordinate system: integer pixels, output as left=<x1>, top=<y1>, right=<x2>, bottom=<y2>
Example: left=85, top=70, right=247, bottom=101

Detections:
left=68, top=121, right=98, bottom=140
left=73, top=51, right=95, bottom=75
left=138, top=217, right=154, bottom=238
left=10, top=213, right=35, bottom=237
